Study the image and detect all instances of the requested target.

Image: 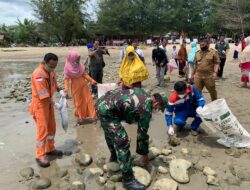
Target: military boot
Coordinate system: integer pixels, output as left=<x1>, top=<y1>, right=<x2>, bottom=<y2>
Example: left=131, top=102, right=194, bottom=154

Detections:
left=122, top=171, right=145, bottom=190
left=109, top=150, right=117, bottom=162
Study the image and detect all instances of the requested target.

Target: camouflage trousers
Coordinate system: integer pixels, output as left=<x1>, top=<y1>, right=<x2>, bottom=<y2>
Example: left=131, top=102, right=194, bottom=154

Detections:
left=96, top=99, right=150, bottom=173
left=100, top=117, right=133, bottom=173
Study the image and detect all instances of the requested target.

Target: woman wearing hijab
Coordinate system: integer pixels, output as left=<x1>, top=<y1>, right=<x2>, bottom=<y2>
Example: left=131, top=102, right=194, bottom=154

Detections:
left=187, top=41, right=198, bottom=83
left=119, top=46, right=149, bottom=90
left=64, top=50, right=97, bottom=124
left=178, top=43, right=188, bottom=77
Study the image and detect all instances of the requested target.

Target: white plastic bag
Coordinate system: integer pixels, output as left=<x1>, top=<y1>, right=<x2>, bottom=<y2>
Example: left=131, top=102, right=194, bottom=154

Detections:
left=168, top=59, right=178, bottom=68
left=197, top=99, right=250, bottom=148
left=168, top=59, right=178, bottom=73
left=55, top=97, right=68, bottom=132
left=97, top=83, right=118, bottom=98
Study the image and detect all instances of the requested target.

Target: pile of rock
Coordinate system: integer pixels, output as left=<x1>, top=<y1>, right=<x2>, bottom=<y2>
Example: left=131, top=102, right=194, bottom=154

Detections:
left=19, top=144, right=246, bottom=190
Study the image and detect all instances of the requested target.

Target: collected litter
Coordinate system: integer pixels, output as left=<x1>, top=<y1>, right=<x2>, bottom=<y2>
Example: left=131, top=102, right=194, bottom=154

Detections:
left=97, top=83, right=118, bottom=98
left=55, top=97, right=68, bottom=132
left=197, top=99, right=250, bottom=148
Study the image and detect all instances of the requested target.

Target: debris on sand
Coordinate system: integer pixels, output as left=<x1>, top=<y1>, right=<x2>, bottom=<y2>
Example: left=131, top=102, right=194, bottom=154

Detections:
left=225, top=147, right=241, bottom=158
left=168, top=136, right=180, bottom=147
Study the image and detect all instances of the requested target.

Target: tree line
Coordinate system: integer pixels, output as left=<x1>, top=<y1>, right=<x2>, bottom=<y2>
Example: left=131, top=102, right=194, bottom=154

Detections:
left=0, top=0, right=249, bottom=46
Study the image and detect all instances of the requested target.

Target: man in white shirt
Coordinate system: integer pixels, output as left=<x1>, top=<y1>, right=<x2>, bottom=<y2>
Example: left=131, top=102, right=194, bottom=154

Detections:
left=132, top=41, right=145, bottom=64
left=160, top=38, right=169, bottom=74
left=120, top=40, right=131, bottom=63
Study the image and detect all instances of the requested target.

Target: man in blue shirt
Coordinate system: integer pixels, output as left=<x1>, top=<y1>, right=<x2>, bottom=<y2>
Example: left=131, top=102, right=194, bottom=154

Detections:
left=165, top=81, right=205, bottom=136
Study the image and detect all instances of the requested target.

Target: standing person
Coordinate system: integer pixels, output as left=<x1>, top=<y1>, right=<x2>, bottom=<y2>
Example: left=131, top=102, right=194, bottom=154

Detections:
left=160, top=38, right=169, bottom=74
left=172, top=45, right=178, bottom=65
left=233, top=41, right=239, bottom=60
left=29, top=53, right=64, bottom=167
left=132, top=41, right=145, bottom=63
left=178, top=42, right=188, bottom=77
left=192, top=37, right=220, bottom=101
left=165, top=81, right=205, bottom=136
left=96, top=88, right=168, bottom=190
left=152, top=41, right=168, bottom=87
left=64, top=50, right=97, bottom=125
left=215, top=34, right=230, bottom=79
left=89, top=40, right=108, bottom=95
left=120, top=39, right=132, bottom=64
left=239, top=61, right=250, bottom=88
left=187, top=41, right=198, bottom=83
left=119, top=46, right=149, bottom=89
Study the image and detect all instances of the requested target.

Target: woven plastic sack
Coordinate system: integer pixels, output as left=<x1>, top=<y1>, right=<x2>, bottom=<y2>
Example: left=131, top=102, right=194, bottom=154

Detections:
left=98, top=83, right=118, bottom=98
left=197, top=99, right=250, bottom=148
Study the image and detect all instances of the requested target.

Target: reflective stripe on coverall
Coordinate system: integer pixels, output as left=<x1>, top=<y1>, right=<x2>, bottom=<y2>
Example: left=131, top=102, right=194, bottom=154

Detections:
left=30, top=64, right=58, bottom=159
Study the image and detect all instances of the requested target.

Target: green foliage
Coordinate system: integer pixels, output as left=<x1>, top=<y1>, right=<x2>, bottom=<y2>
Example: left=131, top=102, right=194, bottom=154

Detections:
left=95, top=0, right=250, bottom=37
left=30, top=0, right=87, bottom=43
left=217, top=0, right=250, bottom=35
left=15, top=18, right=39, bottom=44
left=1, top=0, right=250, bottom=45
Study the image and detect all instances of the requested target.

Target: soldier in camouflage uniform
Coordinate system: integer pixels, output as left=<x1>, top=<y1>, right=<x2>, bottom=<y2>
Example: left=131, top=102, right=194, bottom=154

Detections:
left=96, top=88, right=168, bottom=190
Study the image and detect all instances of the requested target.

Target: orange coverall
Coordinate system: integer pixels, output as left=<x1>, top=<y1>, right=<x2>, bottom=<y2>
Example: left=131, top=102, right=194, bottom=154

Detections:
left=29, top=64, right=59, bottom=159
left=64, top=72, right=96, bottom=119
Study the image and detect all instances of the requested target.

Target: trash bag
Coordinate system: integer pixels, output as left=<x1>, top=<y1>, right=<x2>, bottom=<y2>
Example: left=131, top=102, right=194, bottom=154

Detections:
left=97, top=83, right=119, bottom=98
left=55, top=97, right=68, bottom=132
left=197, top=99, right=250, bottom=148
left=168, top=59, right=178, bottom=73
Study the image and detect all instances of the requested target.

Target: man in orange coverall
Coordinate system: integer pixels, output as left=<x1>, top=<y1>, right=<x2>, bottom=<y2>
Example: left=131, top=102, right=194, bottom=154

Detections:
left=30, top=53, right=65, bottom=167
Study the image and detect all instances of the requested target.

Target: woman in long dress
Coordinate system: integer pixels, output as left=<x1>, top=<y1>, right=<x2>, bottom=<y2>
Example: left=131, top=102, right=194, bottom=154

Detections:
left=178, top=43, right=188, bottom=77
left=64, top=50, right=97, bottom=124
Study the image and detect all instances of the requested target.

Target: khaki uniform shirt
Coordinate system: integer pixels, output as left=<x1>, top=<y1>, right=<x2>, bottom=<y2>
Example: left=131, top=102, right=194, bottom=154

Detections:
left=194, top=49, right=220, bottom=77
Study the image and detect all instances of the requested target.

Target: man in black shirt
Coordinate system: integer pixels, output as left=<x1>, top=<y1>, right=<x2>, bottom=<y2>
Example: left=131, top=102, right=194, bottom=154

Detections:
left=152, top=41, right=168, bottom=87
left=89, top=40, right=108, bottom=94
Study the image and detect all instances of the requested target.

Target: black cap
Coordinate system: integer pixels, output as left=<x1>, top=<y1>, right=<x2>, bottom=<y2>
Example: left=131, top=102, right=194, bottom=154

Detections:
left=199, top=36, right=209, bottom=43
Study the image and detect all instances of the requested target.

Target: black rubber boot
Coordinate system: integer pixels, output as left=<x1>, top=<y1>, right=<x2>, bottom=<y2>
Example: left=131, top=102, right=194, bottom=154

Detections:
left=122, top=171, right=145, bottom=190
left=109, top=150, right=117, bottom=162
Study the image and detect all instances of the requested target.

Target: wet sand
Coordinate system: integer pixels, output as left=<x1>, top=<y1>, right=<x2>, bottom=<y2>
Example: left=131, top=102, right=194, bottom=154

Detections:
left=0, top=45, right=250, bottom=190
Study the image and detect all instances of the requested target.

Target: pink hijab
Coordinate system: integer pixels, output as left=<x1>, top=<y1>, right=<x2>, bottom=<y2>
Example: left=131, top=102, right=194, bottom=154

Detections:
left=64, top=50, right=85, bottom=79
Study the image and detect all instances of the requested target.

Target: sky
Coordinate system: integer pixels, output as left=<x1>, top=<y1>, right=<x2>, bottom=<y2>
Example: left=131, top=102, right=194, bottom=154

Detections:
left=0, top=0, right=97, bottom=26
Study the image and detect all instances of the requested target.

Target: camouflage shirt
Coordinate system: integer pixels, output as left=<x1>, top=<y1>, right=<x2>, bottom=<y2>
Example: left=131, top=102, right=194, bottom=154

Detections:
left=96, top=88, right=152, bottom=126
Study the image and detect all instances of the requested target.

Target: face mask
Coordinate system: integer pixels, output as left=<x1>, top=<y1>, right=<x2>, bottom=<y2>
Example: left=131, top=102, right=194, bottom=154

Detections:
left=178, top=94, right=185, bottom=99
left=128, top=55, right=134, bottom=60
left=44, top=64, right=55, bottom=72
left=201, top=46, right=208, bottom=51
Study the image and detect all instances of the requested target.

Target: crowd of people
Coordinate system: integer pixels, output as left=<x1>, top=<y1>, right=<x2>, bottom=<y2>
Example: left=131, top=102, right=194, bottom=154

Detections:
left=28, top=34, right=249, bottom=190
